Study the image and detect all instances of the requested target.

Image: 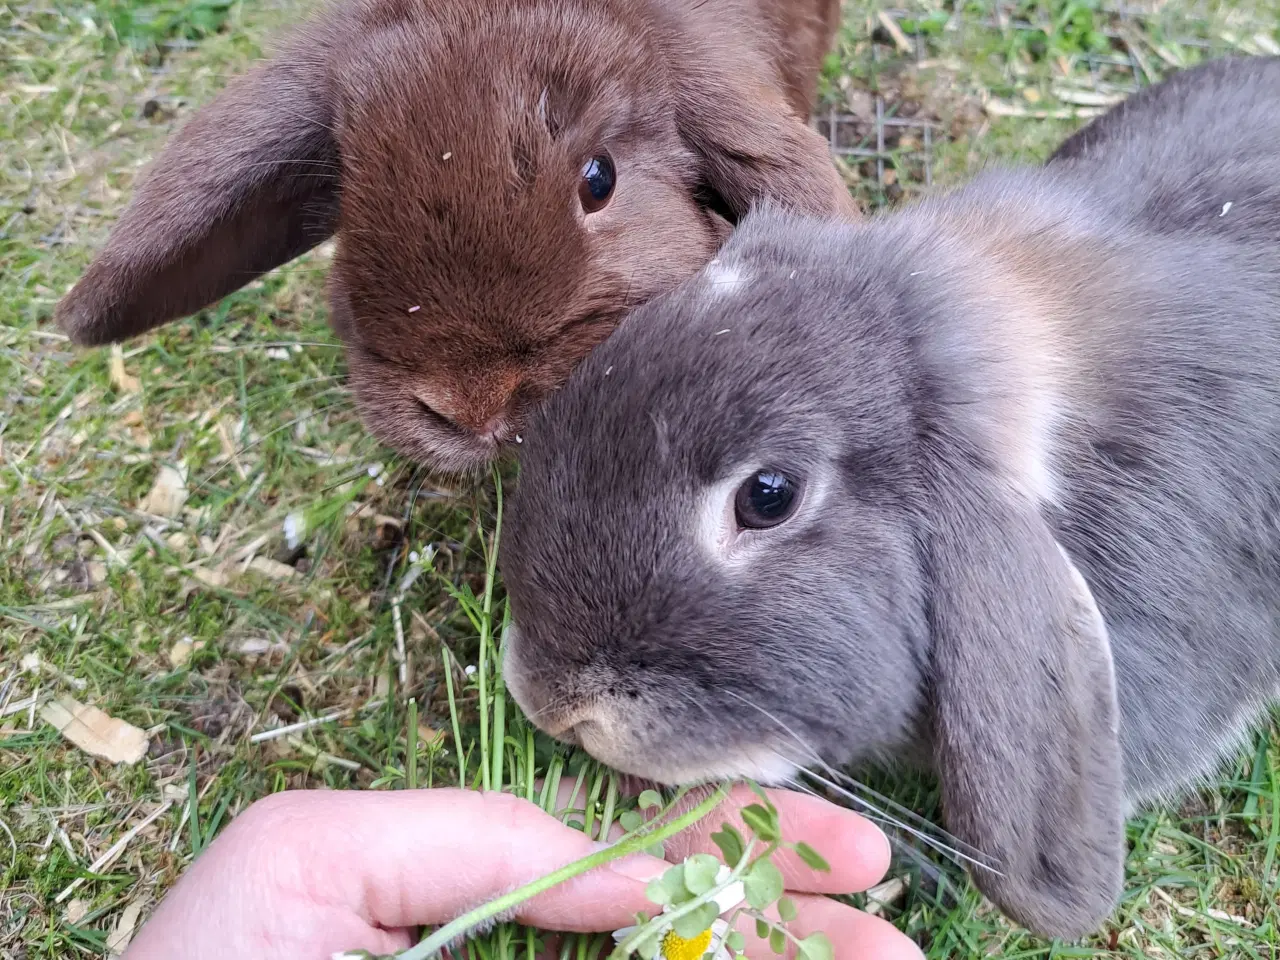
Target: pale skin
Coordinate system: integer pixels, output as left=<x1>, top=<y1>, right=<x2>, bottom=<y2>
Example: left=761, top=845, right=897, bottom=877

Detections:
left=122, top=785, right=925, bottom=960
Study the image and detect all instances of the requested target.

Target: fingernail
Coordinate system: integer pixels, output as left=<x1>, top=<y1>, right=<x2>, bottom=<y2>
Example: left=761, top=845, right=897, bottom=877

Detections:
left=606, top=851, right=669, bottom=882
left=875, top=823, right=893, bottom=869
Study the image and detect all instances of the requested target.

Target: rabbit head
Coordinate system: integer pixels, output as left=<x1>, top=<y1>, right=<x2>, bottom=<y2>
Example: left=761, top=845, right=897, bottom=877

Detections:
left=54, top=0, right=857, bottom=474
left=501, top=207, right=1125, bottom=939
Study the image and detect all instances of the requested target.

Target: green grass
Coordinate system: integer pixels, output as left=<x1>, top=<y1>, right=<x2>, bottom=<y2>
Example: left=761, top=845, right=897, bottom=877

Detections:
left=2, top=0, right=1278, bottom=957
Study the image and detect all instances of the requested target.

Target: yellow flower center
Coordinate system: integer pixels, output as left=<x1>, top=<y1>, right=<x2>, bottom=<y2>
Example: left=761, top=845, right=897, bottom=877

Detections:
left=660, top=926, right=714, bottom=960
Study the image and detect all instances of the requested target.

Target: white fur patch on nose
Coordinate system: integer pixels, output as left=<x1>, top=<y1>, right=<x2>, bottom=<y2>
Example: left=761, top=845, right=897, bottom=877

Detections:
left=702, top=258, right=751, bottom=296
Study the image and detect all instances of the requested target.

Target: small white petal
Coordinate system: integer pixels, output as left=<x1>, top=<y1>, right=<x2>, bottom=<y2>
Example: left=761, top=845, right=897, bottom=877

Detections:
left=464, top=664, right=477, bottom=676
left=708, top=919, right=734, bottom=959
left=613, top=903, right=738, bottom=957
left=712, top=880, right=746, bottom=915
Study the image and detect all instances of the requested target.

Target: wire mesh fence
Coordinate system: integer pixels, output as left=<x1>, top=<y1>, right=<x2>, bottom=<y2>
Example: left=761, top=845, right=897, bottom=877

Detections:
left=813, top=2, right=1280, bottom=208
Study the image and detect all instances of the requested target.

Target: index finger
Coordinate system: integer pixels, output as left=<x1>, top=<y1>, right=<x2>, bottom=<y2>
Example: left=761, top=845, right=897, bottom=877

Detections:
left=662, top=785, right=892, bottom=894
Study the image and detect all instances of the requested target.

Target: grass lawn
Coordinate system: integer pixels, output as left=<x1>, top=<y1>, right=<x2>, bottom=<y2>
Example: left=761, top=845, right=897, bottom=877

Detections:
left=2, top=0, right=1278, bottom=957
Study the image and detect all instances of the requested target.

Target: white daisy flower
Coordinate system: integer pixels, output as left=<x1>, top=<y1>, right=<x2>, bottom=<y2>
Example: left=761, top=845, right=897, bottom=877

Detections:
left=612, top=866, right=745, bottom=960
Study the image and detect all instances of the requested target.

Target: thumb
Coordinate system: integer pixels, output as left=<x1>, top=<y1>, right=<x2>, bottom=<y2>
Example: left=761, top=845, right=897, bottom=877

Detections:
left=262, top=788, right=669, bottom=934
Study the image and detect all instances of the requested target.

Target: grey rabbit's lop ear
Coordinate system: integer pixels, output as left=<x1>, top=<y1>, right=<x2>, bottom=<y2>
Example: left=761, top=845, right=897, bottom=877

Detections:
left=55, top=46, right=340, bottom=345
left=927, top=468, right=1126, bottom=940
left=673, top=61, right=861, bottom=221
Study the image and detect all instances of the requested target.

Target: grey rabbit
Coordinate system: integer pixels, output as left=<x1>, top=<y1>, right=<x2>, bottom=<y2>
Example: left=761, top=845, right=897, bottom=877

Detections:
left=498, top=55, right=1280, bottom=940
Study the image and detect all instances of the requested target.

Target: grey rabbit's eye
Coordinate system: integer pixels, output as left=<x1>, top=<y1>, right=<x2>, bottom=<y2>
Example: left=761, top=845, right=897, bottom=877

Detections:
left=734, top=470, right=803, bottom=529
left=579, top=153, right=615, bottom=212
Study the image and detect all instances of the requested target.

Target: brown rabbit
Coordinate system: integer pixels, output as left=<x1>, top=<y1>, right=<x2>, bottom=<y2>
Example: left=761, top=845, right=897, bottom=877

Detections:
left=55, top=0, right=859, bottom=473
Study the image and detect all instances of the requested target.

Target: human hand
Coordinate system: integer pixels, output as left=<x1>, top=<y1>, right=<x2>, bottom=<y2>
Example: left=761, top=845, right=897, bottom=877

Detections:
left=122, top=785, right=923, bottom=960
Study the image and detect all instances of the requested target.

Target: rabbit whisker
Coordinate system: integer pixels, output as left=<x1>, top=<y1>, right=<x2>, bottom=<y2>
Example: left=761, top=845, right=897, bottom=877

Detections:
left=779, top=775, right=954, bottom=891
left=792, top=764, right=1001, bottom=875
left=238, top=159, right=343, bottom=174
left=221, top=339, right=345, bottom=350
left=193, top=400, right=370, bottom=490
left=717, top=687, right=999, bottom=873
left=267, top=102, right=339, bottom=137
left=798, top=758, right=992, bottom=866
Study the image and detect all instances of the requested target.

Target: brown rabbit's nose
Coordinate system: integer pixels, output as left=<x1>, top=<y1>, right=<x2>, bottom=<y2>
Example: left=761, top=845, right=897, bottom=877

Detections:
left=416, top=383, right=518, bottom=442
left=472, top=414, right=515, bottom=444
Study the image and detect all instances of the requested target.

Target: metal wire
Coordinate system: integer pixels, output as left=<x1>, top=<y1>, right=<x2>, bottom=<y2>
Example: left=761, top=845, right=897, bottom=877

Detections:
left=812, top=2, right=1264, bottom=207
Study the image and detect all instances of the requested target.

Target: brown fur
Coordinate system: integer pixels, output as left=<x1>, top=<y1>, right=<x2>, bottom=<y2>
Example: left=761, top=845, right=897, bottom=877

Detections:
left=54, top=0, right=858, bottom=473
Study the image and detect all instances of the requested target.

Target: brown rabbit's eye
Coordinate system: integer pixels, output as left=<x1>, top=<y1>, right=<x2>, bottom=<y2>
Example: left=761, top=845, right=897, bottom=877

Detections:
left=579, top=153, right=615, bottom=212
left=734, top=470, right=803, bottom=530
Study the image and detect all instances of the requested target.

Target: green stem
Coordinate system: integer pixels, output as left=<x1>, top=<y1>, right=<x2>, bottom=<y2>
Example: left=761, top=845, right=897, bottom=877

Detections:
left=748, top=841, right=780, bottom=869
left=442, top=645, right=466, bottom=786
left=540, top=754, right=563, bottom=812
left=406, top=697, right=419, bottom=790
left=398, top=785, right=729, bottom=960
left=476, top=472, right=504, bottom=792
left=743, top=907, right=808, bottom=950
left=491, top=608, right=509, bottom=792
left=525, top=727, right=537, bottom=802
left=598, top=776, right=619, bottom=843
left=583, top=767, right=605, bottom=841
left=477, top=609, right=490, bottom=793
left=562, top=765, right=589, bottom=826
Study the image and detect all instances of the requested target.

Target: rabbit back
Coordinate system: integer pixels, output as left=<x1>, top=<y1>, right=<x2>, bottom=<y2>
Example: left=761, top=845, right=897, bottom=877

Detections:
left=1037, top=216, right=1280, bottom=806
left=1017, top=56, right=1280, bottom=801
left=1050, top=55, right=1280, bottom=243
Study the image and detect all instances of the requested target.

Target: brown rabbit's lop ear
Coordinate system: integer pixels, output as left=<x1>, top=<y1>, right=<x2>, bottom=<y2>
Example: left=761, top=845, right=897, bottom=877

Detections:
left=55, top=49, right=340, bottom=345
left=673, top=63, right=861, bottom=222
left=927, top=469, right=1126, bottom=940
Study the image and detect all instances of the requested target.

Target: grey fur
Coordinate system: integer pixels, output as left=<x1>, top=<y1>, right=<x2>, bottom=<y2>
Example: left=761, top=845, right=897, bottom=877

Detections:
left=501, top=55, right=1280, bottom=939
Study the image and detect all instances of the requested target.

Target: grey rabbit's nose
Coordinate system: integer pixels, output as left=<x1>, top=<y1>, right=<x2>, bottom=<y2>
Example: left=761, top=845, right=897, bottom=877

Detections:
left=536, top=708, right=593, bottom=741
